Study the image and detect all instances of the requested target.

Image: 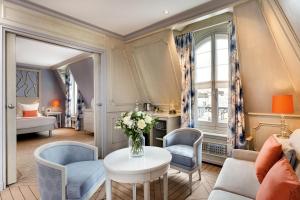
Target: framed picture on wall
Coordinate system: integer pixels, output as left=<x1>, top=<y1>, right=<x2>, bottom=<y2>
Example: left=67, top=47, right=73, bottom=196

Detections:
left=16, top=68, right=40, bottom=98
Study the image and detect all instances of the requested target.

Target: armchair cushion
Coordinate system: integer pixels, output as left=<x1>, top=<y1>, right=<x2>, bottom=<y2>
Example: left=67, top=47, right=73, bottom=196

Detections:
left=166, top=145, right=195, bottom=170
left=66, top=160, right=105, bottom=199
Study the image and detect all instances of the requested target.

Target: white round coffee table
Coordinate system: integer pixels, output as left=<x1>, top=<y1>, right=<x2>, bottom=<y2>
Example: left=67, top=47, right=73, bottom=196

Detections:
left=104, top=146, right=172, bottom=200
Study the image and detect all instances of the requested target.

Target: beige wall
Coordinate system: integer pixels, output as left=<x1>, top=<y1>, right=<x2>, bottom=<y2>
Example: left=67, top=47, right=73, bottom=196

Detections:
left=234, top=0, right=300, bottom=114
left=235, top=0, right=300, bottom=148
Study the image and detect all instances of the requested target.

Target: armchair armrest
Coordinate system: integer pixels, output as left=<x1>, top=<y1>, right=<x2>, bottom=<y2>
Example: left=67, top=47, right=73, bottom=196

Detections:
left=232, top=149, right=259, bottom=162
left=193, top=134, right=204, bottom=166
left=35, top=152, right=67, bottom=200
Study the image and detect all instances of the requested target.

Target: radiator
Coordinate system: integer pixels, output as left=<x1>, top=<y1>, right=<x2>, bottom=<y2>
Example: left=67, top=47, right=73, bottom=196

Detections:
left=202, top=133, right=228, bottom=166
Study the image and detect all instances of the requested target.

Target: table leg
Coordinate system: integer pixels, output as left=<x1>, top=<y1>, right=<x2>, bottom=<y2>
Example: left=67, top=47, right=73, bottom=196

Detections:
left=105, top=177, right=112, bottom=200
left=144, top=181, right=150, bottom=200
left=132, top=184, right=137, bottom=200
left=163, top=173, right=168, bottom=200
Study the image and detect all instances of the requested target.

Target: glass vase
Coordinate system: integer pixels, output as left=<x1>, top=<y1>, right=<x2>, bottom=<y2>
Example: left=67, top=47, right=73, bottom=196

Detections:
left=128, top=133, right=145, bottom=157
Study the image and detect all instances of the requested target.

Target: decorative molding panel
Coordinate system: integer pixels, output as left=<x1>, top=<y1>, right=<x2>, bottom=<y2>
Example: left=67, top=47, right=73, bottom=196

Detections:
left=247, top=113, right=300, bottom=150
left=107, top=47, right=140, bottom=112
left=107, top=113, right=127, bottom=154
left=126, top=30, right=181, bottom=110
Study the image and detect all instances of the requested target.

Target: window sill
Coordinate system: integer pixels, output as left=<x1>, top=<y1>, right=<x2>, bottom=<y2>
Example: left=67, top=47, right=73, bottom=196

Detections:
left=202, top=131, right=228, bottom=138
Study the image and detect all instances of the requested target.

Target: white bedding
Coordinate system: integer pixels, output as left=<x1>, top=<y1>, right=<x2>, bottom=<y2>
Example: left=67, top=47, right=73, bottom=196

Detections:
left=17, top=116, right=57, bottom=130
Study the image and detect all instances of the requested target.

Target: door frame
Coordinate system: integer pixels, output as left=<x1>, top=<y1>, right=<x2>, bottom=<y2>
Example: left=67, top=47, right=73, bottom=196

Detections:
left=0, top=25, right=108, bottom=189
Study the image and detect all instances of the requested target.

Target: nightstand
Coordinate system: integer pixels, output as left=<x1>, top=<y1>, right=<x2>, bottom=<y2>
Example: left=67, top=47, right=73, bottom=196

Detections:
left=46, top=111, right=62, bottom=128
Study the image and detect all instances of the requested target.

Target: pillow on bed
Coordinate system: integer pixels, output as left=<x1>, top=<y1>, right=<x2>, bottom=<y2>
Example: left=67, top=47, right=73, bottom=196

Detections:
left=18, top=103, right=40, bottom=117
left=23, top=110, right=38, bottom=117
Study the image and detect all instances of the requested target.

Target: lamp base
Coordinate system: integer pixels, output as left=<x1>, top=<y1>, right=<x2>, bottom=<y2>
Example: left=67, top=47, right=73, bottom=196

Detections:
left=279, top=115, right=290, bottom=138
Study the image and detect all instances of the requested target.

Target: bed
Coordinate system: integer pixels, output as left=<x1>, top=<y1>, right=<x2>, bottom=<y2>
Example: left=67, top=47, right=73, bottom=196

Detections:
left=16, top=97, right=57, bottom=136
left=17, top=116, right=57, bottom=136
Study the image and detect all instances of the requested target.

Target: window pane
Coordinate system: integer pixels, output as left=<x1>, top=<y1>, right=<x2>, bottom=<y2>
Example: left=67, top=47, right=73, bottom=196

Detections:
left=195, top=37, right=211, bottom=83
left=218, top=88, right=229, bottom=123
left=216, top=34, right=228, bottom=49
left=196, top=52, right=211, bottom=67
left=216, top=49, right=229, bottom=65
left=216, top=34, right=229, bottom=81
left=196, top=89, right=212, bottom=122
left=216, top=65, right=229, bottom=81
left=196, top=37, right=211, bottom=54
left=195, top=68, right=211, bottom=83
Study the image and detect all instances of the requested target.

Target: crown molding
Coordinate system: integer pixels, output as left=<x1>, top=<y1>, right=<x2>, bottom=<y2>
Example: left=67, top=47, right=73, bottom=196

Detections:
left=124, top=0, right=243, bottom=41
left=5, top=0, right=245, bottom=42
left=4, top=0, right=124, bottom=39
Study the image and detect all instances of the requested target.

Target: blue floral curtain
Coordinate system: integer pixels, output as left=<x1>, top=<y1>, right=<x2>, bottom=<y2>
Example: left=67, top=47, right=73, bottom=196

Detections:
left=228, top=21, right=246, bottom=151
left=64, top=69, right=72, bottom=128
left=175, top=32, right=195, bottom=128
left=75, top=91, right=84, bottom=131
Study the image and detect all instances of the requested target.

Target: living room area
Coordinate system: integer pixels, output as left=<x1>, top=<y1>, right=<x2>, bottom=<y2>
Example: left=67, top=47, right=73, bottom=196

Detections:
left=0, top=0, right=299, bottom=200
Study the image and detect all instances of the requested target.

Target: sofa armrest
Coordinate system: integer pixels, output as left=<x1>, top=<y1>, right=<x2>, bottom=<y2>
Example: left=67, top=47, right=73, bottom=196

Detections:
left=232, top=149, right=259, bottom=162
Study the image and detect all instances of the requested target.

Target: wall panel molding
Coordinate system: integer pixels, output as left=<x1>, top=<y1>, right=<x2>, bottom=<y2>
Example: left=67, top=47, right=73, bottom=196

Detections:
left=126, top=30, right=181, bottom=110
left=107, top=46, right=141, bottom=112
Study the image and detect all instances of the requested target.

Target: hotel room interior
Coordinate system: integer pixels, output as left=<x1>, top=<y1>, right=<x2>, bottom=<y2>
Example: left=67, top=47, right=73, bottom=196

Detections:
left=0, top=0, right=299, bottom=200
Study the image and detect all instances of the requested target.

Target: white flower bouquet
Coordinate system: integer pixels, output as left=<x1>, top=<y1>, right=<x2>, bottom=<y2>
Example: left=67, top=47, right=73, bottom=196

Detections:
left=116, top=111, right=157, bottom=157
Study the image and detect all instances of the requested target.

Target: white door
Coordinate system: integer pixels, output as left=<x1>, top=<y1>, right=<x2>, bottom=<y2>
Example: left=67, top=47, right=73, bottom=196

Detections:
left=5, top=32, right=17, bottom=185
left=93, top=53, right=106, bottom=158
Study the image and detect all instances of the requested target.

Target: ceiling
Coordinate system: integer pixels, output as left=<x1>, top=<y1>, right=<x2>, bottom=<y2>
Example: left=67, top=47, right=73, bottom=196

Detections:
left=27, top=0, right=212, bottom=36
left=16, top=37, right=84, bottom=68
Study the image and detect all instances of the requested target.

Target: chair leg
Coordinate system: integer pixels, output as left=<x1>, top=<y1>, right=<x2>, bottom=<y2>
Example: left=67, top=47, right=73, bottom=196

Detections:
left=189, top=173, right=192, bottom=194
left=198, top=168, right=201, bottom=181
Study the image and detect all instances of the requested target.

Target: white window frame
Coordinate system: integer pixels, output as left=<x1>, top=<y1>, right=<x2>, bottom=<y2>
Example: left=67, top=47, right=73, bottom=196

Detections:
left=69, top=72, right=78, bottom=117
left=194, top=31, right=229, bottom=134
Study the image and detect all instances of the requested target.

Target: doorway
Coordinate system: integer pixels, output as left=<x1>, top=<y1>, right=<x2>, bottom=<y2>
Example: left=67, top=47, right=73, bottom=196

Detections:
left=4, top=31, right=105, bottom=186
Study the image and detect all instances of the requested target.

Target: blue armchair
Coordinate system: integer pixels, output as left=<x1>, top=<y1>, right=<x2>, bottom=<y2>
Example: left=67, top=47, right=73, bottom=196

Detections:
left=34, top=141, right=105, bottom=200
left=163, top=128, right=203, bottom=194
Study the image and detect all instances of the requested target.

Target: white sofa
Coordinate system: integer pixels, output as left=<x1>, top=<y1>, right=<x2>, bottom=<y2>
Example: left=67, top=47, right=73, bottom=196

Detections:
left=208, top=131, right=300, bottom=200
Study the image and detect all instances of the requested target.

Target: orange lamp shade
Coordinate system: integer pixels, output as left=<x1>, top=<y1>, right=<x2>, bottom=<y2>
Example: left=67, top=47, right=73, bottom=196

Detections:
left=51, top=99, right=61, bottom=108
left=272, top=95, right=294, bottom=114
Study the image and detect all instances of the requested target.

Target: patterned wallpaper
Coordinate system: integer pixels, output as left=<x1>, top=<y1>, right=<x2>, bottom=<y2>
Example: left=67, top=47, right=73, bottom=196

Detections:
left=16, top=69, right=39, bottom=97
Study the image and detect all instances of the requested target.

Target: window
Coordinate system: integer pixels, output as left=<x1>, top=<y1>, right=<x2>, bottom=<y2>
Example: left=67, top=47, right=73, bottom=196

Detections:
left=194, top=33, right=229, bottom=132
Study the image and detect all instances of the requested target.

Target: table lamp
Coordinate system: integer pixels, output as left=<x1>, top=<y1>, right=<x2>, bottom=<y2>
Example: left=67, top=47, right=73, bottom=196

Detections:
left=272, top=95, right=294, bottom=138
left=51, top=99, right=61, bottom=111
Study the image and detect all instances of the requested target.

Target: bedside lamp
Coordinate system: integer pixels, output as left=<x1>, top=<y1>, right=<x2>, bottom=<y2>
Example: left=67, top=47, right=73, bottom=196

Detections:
left=272, top=95, right=294, bottom=138
left=51, top=99, right=61, bottom=112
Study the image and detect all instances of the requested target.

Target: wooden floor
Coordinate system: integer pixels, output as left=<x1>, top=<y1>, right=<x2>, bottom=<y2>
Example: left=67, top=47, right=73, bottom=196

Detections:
left=0, top=163, right=220, bottom=200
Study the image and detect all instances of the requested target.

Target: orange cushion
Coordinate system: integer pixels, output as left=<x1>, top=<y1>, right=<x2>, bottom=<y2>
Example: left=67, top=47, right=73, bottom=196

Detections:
left=256, top=158, right=300, bottom=200
left=255, top=135, right=282, bottom=183
left=23, top=110, right=38, bottom=117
